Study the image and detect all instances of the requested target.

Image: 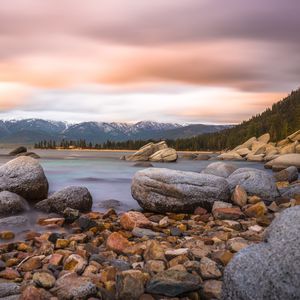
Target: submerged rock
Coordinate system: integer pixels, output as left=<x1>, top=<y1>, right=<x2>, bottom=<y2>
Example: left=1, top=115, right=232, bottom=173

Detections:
left=35, top=186, right=92, bottom=213
left=0, top=191, right=28, bottom=217
left=132, top=168, right=230, bottom=213
left=227, top=168, right=280, bottom=200
left=0, top=215, right=29, bottom=228
left=201, top=162, right=237, bottom=178
left=0, top=156, right=48, bottom=202
left=222, top=206, right=300, bottom=300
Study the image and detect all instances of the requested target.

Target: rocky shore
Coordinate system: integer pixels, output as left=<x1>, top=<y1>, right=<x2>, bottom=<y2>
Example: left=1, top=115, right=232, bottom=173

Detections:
left=0, top=152, right=298, bottom=299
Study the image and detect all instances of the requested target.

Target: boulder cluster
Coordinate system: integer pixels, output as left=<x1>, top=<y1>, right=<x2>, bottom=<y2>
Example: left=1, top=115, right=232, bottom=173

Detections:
left=122, top=141, right=178, bottom=162
left=217, top=130, right=300, bottom=170
left=0, top=156, right=298, bottom=299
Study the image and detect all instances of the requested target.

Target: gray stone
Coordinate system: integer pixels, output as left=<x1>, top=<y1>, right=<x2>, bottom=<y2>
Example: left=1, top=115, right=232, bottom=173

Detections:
left=146, top=270, right=200, bottom=297
left=0, top=156, right=48, bottom=202
left=194, top=154, right=211, bottom=160
left=227, top=168, right=280, bottom=200
left=132, top=227, right=162, bottom=238
left=35, top=186, right=92, bottom=214
left=201, top=162, right=237, bottom=178
left=280, top=184, right=300, bottom=199
left=274, top=166, right=298, bottom=183
left=132, top=168, right=230, bottom=213
left=0, top=282, right=20, bottom=298
left=54, top=272, right=97, bottom=299
left=222, top=206, right=300, bottom=300
left=0, top=215, right=29, bottom=229
left=8, top=146, right=27, bottom=156
left=0, top=191, right=29, bottom=217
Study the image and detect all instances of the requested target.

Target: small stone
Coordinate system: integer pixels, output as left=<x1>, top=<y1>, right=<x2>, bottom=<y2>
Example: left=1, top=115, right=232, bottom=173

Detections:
left=55, top=238, right=69, bottom=249
left=49, top=253, right=63, bottom=266
left=63, top=207, right=80, bottom=223
left=144, top=240, right=165, bottom=261
left=106, top=232, right=131, bottom=254
left=145, top=260, right=166, bottom=274
left=20, top=285, right=52, bottom=300
left=146, top=270, right=200, bottom=297
left=244, top=201, right=268, bottom=217
left=33, top=271, right=56, bottom=289
left=227, top=237, right=249, bottom=252
left=203, top=280, right=222, bottom=299
left=211, top=250, right=234, bottom=266
left=169, top=255, right=189, bottom=267
left=268, top=201, right=279, bottom=212
left=158, top=216, right=169, bottom=227
left=0, top=231, right=15, bottom=240
left=199, top=257, right=222, bottom=279
left=0, top=282, right=20, bottom=298
left=247, top=195, right=261, bottom=204
left=231, top=185, right=248, bottom=207
left=0, top=268, right=20, bottom=280
left=48, top=232, right=62, bottom=244
left=120, top=211, right=151, bottom=230
left=170, top=227, right=182, bottom=236
left=116, top=270, right=145, bottom=300
left=132, top=227, right=161, bottom=238
left=165, top=248, right=189, bottom=258
left=194, top=207, right=208, bottom=215
left=223, top=220, right=242, bottom=230
left=38, top=217, right=64, bottom=226
left=213, top=207, right=244, bottom=220
left=18, top=256, right=42, bottom=272
left=212, top=201, right=232, bottom=212
left=100, top=266, right=117, bottom=283
left=77, top=215, right=98, bottom=231
left=249, top=225, right=264, bottom=233
left=63, top=254, right=87, bottom=274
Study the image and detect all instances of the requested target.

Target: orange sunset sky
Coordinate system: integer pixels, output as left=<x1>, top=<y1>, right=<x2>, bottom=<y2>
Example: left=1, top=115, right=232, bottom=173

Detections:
left=0, top=0, right=299, bottom=123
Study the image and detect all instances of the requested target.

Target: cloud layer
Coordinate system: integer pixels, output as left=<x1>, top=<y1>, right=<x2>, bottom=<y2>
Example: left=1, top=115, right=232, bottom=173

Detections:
left=0, top=0, right=299, bottom=123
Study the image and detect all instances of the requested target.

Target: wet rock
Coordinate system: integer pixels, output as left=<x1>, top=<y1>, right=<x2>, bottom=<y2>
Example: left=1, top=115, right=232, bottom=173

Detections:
left=146, top=270, right=200, bottom=297
left=203, top=280, right=222, bottom=299
left=63, top=207, right=80, bottom=223
left=0, top=156, right=48, bottom=202
left=132, top=162, right=154, bottom=168
left=274, top=166, right=298, bottom=183
left=63, top=254, right=87, bottom=274
left=222, top=206, right=300, bottom=300
left=194, top=154, right=211, bottom=160
left=116, top=269, right=145, bottom=300
left=0, top=231, right=15, bottom=240
left=38, top=217, right=64, bottom=226
left=0, top=191, right=29, bottom=217
left=132, top=168, right=230, bottom=213
left=35, top=186, right=92, bottom=214
left=106, top=232, right=131, bottom=254
left=54, top=272, right=97, bottom=300
left=231, top=185, right=247, bottom=207
left=213, top=207, right=243, bottom=220
left=265, top=153, right=300, bottom=170
left=201, top=162, right=237, bottom=178
left=0, top=282, right=20, bottom=298
left=77, top=215, right=98, bottom=231
left=8, top=146, right=27, bottom=156
left=33, top=271, right=56, bottom=289
left=227, top=168, right=280, bottom=200
left=120, top=211, right=151, bottom=230
left=199, top=257, right=222, bottom=279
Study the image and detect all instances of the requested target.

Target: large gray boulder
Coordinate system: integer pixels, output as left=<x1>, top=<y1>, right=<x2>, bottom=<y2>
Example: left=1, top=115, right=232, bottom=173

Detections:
left=227, top=168, right=279, bottom=200
left=131, top=168, right=230, bottom=213
left=222, top=206, right=300, bottom=300
left=201, top=162, right=237, bottom=178
left=0, top=191, right=29, bottom=217
left=0, top=156, right=48, bottom=202
left=35, top=186, right=93, bottom=214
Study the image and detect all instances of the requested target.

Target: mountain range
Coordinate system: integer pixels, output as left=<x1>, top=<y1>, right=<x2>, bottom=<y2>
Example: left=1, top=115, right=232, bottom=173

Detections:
left=0, top=119, right=231, bottom=144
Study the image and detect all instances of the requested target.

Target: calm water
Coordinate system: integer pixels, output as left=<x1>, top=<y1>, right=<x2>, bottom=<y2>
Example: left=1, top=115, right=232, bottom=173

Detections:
left=0, top=149, right=269, bottom=212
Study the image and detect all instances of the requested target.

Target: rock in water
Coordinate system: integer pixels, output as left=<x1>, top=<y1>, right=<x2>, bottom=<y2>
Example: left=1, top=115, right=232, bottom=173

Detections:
left=35, top=186, right=92, bottom=213
left=265, top=153, right=300, bottom=170
left=0, top=191, right=29, bottom=217
left=149, top=148, right=178, bottom=162
left=201, top=162, right=237, bottom=178
left=131, top=168, right=230, bottom=213
left=222, top=206, right=300, bottom=300
left=8, top=146, right=27, bottom=156
left=0, top=156, right=48, bottom=202
left=227, top=168, right=280, bottom=200
left=0, top=215, right=29, bottom=229
left=146, top=270, right=200, bottom=297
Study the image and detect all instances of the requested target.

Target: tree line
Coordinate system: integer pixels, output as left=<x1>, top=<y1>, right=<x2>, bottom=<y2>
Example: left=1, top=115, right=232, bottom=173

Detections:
left=35, top=89, right=300, bottom=151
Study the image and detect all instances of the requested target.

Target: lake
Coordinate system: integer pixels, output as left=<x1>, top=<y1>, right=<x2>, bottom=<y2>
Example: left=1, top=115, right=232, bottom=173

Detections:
left=0, top=149, right=269, bottom=212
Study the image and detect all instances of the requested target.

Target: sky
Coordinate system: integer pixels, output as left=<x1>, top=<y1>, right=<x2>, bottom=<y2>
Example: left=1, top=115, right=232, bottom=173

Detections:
left=0, top=0, right=299, bottom=124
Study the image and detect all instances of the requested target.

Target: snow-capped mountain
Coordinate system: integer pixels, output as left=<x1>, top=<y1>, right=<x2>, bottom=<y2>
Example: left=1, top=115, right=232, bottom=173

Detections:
left=0, top=119, right=230, bottom=144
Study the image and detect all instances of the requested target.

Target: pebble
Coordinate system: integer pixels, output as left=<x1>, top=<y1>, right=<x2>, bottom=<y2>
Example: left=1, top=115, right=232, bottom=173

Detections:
left=33, top=271, right=56, bottom=289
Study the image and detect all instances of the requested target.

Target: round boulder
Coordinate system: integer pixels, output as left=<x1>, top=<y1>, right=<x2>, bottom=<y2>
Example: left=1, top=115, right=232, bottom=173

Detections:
left=131, top=168, right=230, bottom=213
left=222, top=206, right=300, bottom=300
left=265, top=154, right=300, bottom=171
left=201, top=162, right=237, bottom=178
left=35, top=186, right=93, bottom=214
left=0, top=156, right=48, bottom=202
left=227, top=168, right=280, bottom=200
left=0, top=191, right=29, bottom=217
